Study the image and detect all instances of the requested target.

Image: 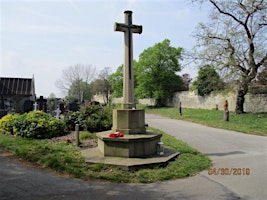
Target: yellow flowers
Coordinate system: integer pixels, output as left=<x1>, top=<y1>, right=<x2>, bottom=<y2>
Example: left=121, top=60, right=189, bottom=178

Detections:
left=0, top=111, right=66, bottom=139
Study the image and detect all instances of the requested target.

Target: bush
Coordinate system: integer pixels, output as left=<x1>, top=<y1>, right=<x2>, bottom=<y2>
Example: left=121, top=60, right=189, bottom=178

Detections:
left=64, top=105, right=112, bottom=133
left=0, top=111, right=66, bottom=139
left=64, top=111, right=81, bottom=131
left=0, top=114, right=19, bottom=135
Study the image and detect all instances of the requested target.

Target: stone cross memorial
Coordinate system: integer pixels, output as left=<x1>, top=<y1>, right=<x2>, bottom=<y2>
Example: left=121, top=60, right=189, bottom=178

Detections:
left=95, top=10, right=178, bottom=163
left=112, top=10, right=145, bottom=134
left=114, top=10, right=142, bottom=109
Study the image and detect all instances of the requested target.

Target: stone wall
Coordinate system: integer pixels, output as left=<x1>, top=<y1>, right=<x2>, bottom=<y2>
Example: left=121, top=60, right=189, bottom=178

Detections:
left=167, top=91, right=236, bottom=111
left=95, top=92, right=267, bottom=113
left=168, top=91, right=267, bottom=113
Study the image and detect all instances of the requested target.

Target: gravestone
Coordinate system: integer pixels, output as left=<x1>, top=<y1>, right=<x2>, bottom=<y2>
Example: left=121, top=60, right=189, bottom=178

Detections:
left=37, top=96, right=47, bottom=112
left=33, top=102, right=38, bottom=111
left=55, top=107, right=61, bottom=119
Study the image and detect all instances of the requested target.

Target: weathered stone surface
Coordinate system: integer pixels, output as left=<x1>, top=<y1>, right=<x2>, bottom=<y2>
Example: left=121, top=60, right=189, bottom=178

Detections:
left=112, top=109, right=146, bottom=134
left=97, top=131, right=161, bottom=158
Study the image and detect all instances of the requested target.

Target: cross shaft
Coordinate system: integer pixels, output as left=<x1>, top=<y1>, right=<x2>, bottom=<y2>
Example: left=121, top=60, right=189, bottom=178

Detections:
left=114, top=11, right=142, bottom=109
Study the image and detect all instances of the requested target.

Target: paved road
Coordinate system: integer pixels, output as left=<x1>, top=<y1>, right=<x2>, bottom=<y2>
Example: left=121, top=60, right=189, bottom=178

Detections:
left=1, top=114, right=266, bottom=200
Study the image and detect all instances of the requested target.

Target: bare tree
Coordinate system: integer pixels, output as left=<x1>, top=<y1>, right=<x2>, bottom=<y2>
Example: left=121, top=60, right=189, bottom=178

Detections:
left=191, top=0, right=267, bottom=114
left=98, top=67, right=112, bottom=104
left=56, top=64, right=96, bottom=101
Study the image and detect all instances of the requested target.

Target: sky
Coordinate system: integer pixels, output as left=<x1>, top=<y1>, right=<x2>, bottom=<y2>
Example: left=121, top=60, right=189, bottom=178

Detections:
left=1, top=0, right=210, bottom=97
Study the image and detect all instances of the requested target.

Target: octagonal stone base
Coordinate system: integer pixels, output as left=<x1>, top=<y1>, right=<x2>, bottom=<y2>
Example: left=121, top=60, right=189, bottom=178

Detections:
left=97, top=131, right=162, bottom=158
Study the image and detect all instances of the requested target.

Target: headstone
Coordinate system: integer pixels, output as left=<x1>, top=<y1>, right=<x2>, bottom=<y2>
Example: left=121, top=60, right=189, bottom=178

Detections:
left=59, top=103, right=65, bottom=114
left=69, top=102, right=79, bottom=112
left=33, top=102, right=38, bottom=111
left=37, top=96, right=47, bottom=112
left=23, top=100, right=33, bottom=112
left=55, top=107, right=61, bottom=119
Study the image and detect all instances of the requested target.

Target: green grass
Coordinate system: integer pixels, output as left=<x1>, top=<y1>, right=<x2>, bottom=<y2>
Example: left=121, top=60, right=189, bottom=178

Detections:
left=0, top=128, right=211, bottom=183
left=79, top=131, right=97, bottom=141
left=140, top=105, right=267, bottom=136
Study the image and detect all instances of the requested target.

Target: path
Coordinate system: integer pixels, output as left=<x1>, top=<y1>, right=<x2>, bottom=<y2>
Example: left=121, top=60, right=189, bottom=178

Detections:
left=0, top=114, right=266, bottom=200
left=145, top=113, right=267, bottom=199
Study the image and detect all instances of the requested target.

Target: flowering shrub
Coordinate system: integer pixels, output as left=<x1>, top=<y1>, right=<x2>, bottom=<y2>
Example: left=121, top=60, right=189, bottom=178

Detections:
left=0, top=114, right=19, bottom=135
left=0, top=111, right=66, bottom=139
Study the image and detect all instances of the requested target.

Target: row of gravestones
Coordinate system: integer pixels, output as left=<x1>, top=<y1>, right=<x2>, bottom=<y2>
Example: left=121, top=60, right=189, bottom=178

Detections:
left=35, top=96, right=79, bottom=117
left=0, top=95, right=100, bottom=119
left=35, top=96, right=100, bottom=117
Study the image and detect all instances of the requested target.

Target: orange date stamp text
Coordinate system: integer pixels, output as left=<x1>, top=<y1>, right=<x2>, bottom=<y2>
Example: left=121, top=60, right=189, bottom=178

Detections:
left=208, top=168, right=250, bottom=175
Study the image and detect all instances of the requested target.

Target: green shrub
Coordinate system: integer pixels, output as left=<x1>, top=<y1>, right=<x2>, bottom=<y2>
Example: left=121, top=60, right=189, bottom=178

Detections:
left=64, top=105, right=112, bottom=133
left=64, top=111, right=81, bottom=131
left=81, top=105, right=112, bottom=132
left=0, top=111, right=66, bottom=139
left=0, top=114, right=19, bottom=135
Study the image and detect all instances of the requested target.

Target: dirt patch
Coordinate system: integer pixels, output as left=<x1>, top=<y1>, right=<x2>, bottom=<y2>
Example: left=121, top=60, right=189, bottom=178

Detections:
left=48, top=131, right=98, bottom=149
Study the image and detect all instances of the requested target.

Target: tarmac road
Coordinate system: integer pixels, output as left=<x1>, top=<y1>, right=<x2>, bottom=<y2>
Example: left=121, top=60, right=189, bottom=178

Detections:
left=0, top=113, right=266, bottom=200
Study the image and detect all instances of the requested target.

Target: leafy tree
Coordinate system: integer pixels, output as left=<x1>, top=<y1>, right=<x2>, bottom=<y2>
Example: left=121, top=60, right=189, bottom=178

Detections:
left=47, top=93, right=57, bottom=113
left=109, top=65, right=123, bottom=98
left=192, top=0, right=267, bottom=113
left=68, top=79, right=92, bottom=102
left=192, top=65, right=224, bottom=96
left=136, top=39, right=183, bottom=106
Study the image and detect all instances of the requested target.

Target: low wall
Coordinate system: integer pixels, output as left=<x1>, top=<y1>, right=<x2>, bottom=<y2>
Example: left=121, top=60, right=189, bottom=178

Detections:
left=169, top=91, right=267, bottom=113
left=97, top=91, right=267, bottom=113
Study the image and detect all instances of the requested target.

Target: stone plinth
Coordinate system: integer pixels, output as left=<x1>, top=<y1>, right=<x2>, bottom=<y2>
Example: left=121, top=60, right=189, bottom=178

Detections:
left=97, top=131, right=162, bottom=158
left=112, top=109, right=146, bottom=134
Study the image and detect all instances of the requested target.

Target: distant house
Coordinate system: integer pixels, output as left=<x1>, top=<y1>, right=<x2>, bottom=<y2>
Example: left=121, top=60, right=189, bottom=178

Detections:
left=0, top=77, right=36, bottom=117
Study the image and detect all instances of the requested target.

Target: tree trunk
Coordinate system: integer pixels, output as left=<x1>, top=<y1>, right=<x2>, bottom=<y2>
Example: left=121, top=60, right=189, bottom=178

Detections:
left=235, top=81, right=249, bottom=114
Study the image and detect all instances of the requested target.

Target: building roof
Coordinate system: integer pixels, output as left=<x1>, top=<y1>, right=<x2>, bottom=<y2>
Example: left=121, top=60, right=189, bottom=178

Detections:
left=0, top=77, right=35, bottom=96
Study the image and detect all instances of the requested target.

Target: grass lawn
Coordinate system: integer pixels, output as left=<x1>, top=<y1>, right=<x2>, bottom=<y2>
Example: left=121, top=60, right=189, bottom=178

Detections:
left=0, top=127, right=211, bottom=183
left=140, top=105, right=267, bottom=136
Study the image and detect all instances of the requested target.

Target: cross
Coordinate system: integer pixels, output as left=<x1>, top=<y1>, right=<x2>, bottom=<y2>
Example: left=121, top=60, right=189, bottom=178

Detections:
left=33, top=102, right=38, bottom=111
left=114, top=10, right=142, bottom=109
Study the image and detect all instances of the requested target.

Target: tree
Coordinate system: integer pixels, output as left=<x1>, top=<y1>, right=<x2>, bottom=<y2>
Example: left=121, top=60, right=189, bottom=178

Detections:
left=68, top=79, right=92, bottom=102
left=181, top=73, right=193, bottom=90
left=109, top=65, right=123, bottom=98
left=97, top=67, right=112, bottom=103
left=192, top=65, right=224, bottom=96
left=47, top=93, right=57, bottom=113
left=257, top=67, right=267, bottom=85
left=250, top=67, right=267, bottom=94
left=56, top=64, right=96, bottom=102
left=136, top=39, right=183, bottom=106
left=192, top=0, right=267, bottom=113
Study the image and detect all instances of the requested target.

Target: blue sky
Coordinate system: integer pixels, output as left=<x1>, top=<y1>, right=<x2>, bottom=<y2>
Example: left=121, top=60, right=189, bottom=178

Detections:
left=1, top=0, right=210, bottom=97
